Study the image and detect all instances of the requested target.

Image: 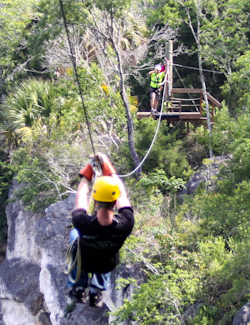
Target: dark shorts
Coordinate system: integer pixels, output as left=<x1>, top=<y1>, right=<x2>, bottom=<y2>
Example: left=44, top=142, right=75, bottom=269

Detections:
left=150, top=87, right=161, bottom=100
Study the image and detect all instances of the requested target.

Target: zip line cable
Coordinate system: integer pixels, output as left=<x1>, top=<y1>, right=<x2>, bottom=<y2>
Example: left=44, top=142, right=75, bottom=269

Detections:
left=59, top=0, right=96, bottom=156
left=118, top=70, right=169, bottom=178
left=137, top=87, right=150, bottom=111
left=173, top=63, right=224, bottom=74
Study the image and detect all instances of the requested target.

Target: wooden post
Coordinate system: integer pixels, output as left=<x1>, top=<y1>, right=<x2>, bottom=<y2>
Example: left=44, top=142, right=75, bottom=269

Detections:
left=211, top=103, right=214, bottom=122
left=199, top=91, right=203, bottom=115
left=165, top=41, right=173, bottom=101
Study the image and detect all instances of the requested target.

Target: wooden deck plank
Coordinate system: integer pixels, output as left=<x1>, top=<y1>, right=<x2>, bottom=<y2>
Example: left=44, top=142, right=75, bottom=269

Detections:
left=137, top=112, right=210, bottom=124
left=137, top=112, right=202, bottom=119
left=137, top=112, right=151, bottom=119
left=172, top=88, right=202, bottom=94
left=179, top=112, right=201, bottom=119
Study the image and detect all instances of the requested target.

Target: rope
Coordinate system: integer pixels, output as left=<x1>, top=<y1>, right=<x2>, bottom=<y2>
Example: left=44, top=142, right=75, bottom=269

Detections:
left=173, top=63, right=224, bottom=74
left=118, top=68, right=170, bottom=178
left=59, top=0, right=96, bottom=156
left=87, top=167, right=102, bottom=214
left=64, top=235, right=82, bottom=283
left=137, top=87, right=150, bottom=111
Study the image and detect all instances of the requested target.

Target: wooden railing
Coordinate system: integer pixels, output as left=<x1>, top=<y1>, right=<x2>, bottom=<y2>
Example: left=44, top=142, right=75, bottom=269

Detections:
left=170, top=88, right=221, bottom=118
left=136, top=88, right=221, bottom=128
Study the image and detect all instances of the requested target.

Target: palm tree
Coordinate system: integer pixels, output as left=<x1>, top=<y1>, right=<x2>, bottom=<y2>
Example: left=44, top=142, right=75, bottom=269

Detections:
left=8, top=79, right=57, bottom=127
left=0, top=79, right=63, bottom=152
left=0, top=112, right=19, bottom=153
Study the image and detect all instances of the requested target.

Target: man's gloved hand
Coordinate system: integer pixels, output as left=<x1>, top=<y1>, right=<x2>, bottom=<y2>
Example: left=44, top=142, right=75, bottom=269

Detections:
left=78, top=157, right=96, bottom=180
left=95, top=152, right=116, bottom=176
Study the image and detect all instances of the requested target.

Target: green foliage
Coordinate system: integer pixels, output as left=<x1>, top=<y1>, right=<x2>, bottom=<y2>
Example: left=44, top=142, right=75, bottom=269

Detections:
left=94, top=0, right=132, bottom=17
left=135, top=119, right=192, bottom=179
left=210, top=104, right=236, bottom=155
left=138, top=169, right=186, bottom=195
left=200, top=0, right=250, bottom=75
left=0, top=68, right=131, bottom=211
left=0, top=158, right=14, bottom=240
left=191, top=305, right=220, bottom=325
left=146, top=0, right=182, bottom=29
left=182, top=128, right=210, bottom=168
left=199, top=237, right=233, bottom=277
left=0, top=0, right=35, bottom=76
left=229, top=139, right=250, bottom=183
left=10, top=147, right=64, bottom=211
left=7, top=79, right=58, bottom=127
left=112, top=271, right=200, bottom=324
left=76, top=65, right=128, bottom=138
left=221, top=50, right=250, bottom=114
left=9, top=130, right=91, bottom=211
left=115, top=277, right=138, bottom=291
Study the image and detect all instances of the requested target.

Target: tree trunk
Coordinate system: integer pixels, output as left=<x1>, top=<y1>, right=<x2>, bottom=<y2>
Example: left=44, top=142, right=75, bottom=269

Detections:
left=112, top=41, right=142, bottom=177
left=199, top=66, right=213, bottom=158
left=197, top=0, right=213, bottom=158
left=0, top=65, right=4, bottom=105
left=120, top=81, right=142, bottom=176
left=178, top=0, right=213, bottom=158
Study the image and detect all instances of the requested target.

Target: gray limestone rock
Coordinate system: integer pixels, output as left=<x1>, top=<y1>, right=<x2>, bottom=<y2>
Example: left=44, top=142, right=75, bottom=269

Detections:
left=233, top=302, right=250, bottom=325
left=182, top=155, right=231, bottom=195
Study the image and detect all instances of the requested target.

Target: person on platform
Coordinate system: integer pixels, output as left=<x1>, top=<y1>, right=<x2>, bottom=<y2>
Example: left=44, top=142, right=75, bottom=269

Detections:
left=148, top=62, right=168, bottom=114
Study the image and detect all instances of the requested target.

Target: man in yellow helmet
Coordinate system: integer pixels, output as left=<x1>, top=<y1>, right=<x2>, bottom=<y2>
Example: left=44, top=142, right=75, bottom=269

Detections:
left=67, top=153, right=134, bottom=307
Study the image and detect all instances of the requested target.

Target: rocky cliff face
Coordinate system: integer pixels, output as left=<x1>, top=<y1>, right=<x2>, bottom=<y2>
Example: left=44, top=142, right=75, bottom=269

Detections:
left=0, top=180, right=143, bottom=325
left=182, top=155, right=231, bottom=195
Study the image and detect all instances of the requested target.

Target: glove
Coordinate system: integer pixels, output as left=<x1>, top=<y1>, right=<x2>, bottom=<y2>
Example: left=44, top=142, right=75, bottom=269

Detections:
left=95, top=152, right=116, bottom=176
left=78, top=157, right=96, bottom=180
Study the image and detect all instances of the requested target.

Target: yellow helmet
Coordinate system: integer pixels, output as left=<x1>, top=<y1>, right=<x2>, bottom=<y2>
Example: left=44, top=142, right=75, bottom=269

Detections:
left=92, top=176, right=120, bottom=202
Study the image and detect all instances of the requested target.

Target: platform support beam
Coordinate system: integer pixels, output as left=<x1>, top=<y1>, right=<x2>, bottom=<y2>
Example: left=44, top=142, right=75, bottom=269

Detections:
left=165, top=41, right=173, bottom=101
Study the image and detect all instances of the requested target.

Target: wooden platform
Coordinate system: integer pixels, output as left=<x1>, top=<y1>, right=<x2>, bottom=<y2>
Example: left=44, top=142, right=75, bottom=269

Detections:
left=136, top=88, right=221, bottom=128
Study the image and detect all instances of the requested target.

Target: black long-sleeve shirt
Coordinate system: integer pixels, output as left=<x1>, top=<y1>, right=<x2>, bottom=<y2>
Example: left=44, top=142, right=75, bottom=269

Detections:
left=72, top=207, right=134, bottom=273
